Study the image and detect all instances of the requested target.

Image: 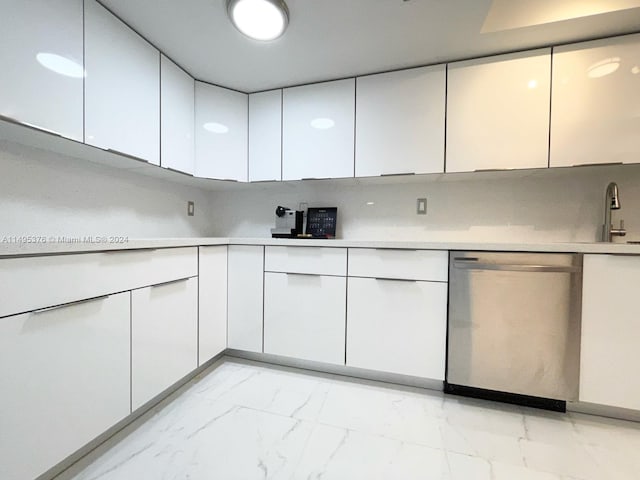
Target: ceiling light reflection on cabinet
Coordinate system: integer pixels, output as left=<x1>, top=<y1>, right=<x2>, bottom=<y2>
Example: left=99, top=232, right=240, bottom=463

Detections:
left=36, top=53, right=85, bottom=78
left=310, top=118, right=335, bottom=130
left=587, top=57, right=621, bottom=78
left=227, top=0, right=289, bottom=41
left=632, top=66, right=640, bottom=75
left=203, top=122, right=229, bottom=134
left=527, top=79, right=538, bottom=89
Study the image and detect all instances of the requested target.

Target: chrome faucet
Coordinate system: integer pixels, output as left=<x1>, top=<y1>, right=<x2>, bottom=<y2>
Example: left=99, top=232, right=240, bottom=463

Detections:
left=602, top=182, right=626, bottom=242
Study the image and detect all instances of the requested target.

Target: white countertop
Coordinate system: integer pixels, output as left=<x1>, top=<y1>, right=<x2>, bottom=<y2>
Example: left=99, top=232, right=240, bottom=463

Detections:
left=2, top=236, right=640, bottom=257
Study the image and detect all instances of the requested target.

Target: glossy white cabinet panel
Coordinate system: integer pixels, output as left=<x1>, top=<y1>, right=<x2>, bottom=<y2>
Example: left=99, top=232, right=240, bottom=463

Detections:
left=347, top=278, right=447, bottom=379
left=265, top=246, right=347, bottom=276
left=551, top=34, right=640, bottom=167
left=195, top=82, right=248, bottom=181
left=0, top=0, right=83, bottom=141
left=356, top=66, right=446, bottom=176
left=132, top=277, right=198, bottom=410
left=282, top=79, right=355, bottom=180
left=0, top=292, right=130, bottom=480
left=161, top=55, right=195, bottom=174
left=348, top=248, right=448, bottom=282
left=249, top=89, right=282, bottom=182
left=264, top=272, right=346, bottom=365
left=227, top=245, right=264, bottom=352
left=446, top=49, right=551, bottom=173
left=0, top=247, right=197, bottom=319
left=198, top=246, right=227, bottom=365
left=580, top=254, right=640, bottom=410
left=84, top=0, right=160, bottom=164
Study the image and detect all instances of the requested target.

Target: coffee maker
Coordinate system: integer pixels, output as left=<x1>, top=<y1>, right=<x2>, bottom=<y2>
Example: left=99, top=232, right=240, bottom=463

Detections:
left=270, top=206, right=304, bottom=238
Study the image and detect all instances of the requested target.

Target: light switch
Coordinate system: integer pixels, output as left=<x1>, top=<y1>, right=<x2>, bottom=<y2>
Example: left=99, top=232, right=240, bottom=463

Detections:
left=417, top=198, right=427, bottom=215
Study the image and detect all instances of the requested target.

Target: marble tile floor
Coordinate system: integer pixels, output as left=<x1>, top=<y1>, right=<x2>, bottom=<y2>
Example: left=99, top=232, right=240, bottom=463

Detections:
left=55, top=358, right=640, bottom=480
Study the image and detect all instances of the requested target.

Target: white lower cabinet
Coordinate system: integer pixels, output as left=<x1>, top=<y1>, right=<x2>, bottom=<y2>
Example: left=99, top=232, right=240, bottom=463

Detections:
left=0, top=292, right=130, bottom=480
left=198, top=246, right=228, bottom=365
left=346, top=277, right=447, bottom=379
left=264, top=272, right=346, bottom=365
left=131, top=277, right=198, bottom=410
left=227, top=245, right=264, bottom=352
left=580, top=254, right=640, bottom=410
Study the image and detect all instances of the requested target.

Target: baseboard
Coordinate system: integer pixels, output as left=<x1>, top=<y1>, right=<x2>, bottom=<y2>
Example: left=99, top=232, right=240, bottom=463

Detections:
left=568, top=401, right=640, bottom=423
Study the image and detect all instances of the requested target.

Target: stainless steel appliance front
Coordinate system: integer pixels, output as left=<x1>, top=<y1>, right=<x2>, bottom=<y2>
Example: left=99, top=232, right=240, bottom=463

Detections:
left=447, top=251, right=582, bottom=402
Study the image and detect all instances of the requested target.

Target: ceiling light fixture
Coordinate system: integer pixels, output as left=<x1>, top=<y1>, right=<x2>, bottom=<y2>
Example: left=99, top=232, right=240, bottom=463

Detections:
left=227, top=0, right=289, bottom=41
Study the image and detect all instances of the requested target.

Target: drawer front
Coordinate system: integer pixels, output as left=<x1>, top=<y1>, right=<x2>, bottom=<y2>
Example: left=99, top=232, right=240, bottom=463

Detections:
left=0, top=247, right=197, bottom=318
left=265, top=246, right=347, bottom=276
left=348, top=248, right=448, bottom=281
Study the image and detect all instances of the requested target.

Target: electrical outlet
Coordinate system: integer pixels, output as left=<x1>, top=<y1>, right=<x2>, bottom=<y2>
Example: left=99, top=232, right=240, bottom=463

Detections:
left=187, top=201, right=195, bottom=217
left=417, top=198, right=427, bottom=215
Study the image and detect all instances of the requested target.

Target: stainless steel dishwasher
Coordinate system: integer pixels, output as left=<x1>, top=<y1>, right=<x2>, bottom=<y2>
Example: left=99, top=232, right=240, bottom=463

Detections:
left=446, top=251, right=583, bottom=411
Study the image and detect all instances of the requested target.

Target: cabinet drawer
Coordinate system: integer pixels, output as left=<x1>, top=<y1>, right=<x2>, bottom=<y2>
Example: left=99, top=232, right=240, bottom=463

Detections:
left=265, top=246, right=347, bottom=276
left=0, top=247, right=197, bottom=318
left=348, top=248, right=448, bottom=282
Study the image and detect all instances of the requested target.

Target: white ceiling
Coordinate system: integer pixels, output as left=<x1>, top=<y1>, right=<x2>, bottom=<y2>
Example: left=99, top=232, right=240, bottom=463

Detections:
left=100, top=0, right=640, bottom=93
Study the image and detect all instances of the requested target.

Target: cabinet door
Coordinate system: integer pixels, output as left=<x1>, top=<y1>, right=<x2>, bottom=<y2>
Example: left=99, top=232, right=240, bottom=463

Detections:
left=195, top=82, right=248, bottom=181
left=446, top=49, right=551, bottom=173
left=264, top=272, right=346, bottom=365
left=283, top=79, right=355, bottom=180
left=84, top=0, right=160, bottom=164
left=356, top=66, right=445, bottom=176
left=0, top=293, right=130, bottom=480
left=198, top=246, right=227, bottom=365
left=550, top=34, right=640, bottom=167
left=249, top=89, right=282, bottom=182
left=227, top=245, right=264, bottom=352
left=580, top=255, right=640, bottom=410
left=0, top=0, right=83, bottom=141
left=132, top=277, right=198, bottom=410
left=161, top=55, right=195, bottom=174
left=347, top=278, right=446, bottom=379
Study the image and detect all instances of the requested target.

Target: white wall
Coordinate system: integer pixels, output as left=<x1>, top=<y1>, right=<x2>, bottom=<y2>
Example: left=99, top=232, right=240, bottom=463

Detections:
left=0, top=141, right=214, bottom=238
left=209, top=164, right=640, bottom=243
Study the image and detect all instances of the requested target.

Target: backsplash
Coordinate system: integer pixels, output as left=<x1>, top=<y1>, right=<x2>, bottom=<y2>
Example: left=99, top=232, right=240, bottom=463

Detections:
left=209, top=164, right=640, bottom=243
left=0, top=142, right=214, bottom=239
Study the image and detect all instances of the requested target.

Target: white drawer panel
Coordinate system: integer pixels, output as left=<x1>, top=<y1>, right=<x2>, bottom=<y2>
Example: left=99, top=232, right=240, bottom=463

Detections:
left=265, top=246, right=347, bottom=276
left=0, top=247, right=197, bottom=318
left=348, top=248, right=448, bottom=282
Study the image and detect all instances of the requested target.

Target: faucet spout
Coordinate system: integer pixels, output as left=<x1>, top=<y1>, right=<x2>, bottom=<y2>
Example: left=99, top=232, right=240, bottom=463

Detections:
left=603, top=182, right=626, bottom=242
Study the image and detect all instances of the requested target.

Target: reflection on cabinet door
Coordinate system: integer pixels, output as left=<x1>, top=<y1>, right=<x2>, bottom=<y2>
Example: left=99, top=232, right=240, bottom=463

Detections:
left=580, top=254, right=640, bottom=410
left=264, top=272, right=346, bottom=365
left=199, top=246, right=228, bottom=365
left=84, top=0, right=160, bottom=164
left=161, top=55, right=195, bottom=174
left=356, top=66, right=446, bottom=176
left=132, top=277, right=198, bottom=410
left=195, top=82, right=248, bottom=181
left=228, top=245, right=264, bottom=352
left=0, top=293, right=130, bottom=480
left=0, top=0, right=83, bottom=141
left=283, top=79, right=355, bottom=180
left=446, top=49, right=551, bottom=173
left=249, top=89, right=282, bottom=182
left=550, top=34, right=640, bottom=167
left=347, top=277, right=447, bottom=379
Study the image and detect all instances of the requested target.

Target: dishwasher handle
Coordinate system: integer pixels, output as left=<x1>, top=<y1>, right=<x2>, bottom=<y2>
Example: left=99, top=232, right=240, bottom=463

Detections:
left=452, top=258, right=581, bottom=273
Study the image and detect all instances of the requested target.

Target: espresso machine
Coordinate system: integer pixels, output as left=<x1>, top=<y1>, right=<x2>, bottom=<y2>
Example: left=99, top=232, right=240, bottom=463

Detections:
left=270, top=206, right=304, bottom=238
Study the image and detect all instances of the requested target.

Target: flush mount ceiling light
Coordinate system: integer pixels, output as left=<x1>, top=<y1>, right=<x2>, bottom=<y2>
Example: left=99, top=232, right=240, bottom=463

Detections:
left=227, top=0, right=289, bottom=41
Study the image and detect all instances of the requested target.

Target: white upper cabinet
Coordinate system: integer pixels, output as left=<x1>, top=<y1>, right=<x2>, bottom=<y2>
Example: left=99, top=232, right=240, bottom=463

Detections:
left=0, top=0, right=83, bottom=141
left=355, top=66, right=446, bottom=176
left=161, top=55, right=195, bottom=174
left=283, top=79, right=355, bottom=180
left=195, top=82, right=248, bottom=181
left=84, top=0, right=160, bottom=164
left=446, top=49, right=551, bottom=173
left=249, top=89, right=282, bottom=182
left=550, top=34, right=640, bottom=167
